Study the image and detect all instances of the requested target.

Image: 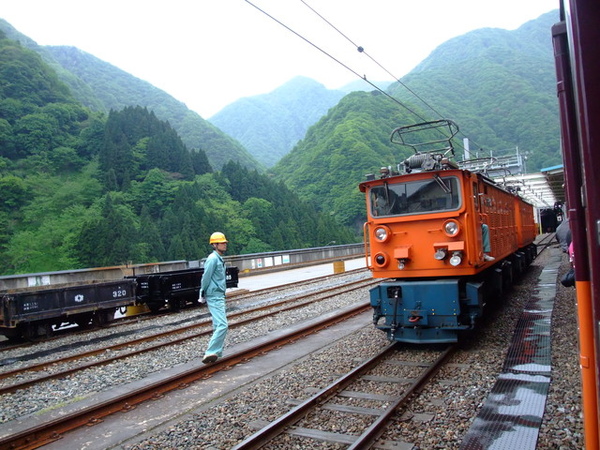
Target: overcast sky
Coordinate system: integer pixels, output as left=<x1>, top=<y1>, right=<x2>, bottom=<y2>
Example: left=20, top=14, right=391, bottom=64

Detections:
left=2, top=0, right=558, bottom=118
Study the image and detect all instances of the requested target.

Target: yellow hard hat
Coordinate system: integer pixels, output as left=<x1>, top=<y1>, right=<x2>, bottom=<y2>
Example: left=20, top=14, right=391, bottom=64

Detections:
left=209, top=232, right=228, bottom=244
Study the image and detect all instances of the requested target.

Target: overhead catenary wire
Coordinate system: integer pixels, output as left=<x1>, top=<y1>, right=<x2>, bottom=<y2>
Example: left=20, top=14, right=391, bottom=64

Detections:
left=243, top=0, right=428, bottom=122
left=245, top=0, right=494, bottom=159
left=298, top=0, right=448, bottom=121
left=297, top=0, right=494, bottom=157
left=246, top=1, right=544, bottom=203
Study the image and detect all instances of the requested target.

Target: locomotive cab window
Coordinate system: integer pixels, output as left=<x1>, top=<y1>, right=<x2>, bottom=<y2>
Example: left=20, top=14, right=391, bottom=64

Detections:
left=370, top=176, right=461, bottom=216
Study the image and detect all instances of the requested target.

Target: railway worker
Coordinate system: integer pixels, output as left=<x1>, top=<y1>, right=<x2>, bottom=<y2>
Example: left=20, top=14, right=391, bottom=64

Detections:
left=556, top=217, right=571, bottom=253
left=200, top=231, right=229, bottom=364
left=561, top=240, right=576, bottom=287
left=481, top=223, right=495, bottom=262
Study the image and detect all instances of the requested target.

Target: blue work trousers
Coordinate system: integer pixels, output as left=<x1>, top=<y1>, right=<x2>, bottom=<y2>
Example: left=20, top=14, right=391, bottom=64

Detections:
left=482, top=223, right=491, bottom=253
left=204, top=296, right=228, bottom=357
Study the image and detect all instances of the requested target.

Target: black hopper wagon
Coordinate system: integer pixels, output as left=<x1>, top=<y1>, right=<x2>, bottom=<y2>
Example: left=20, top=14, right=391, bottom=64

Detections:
left=0, top=279, right=135, bottom=340
left=0, top=266, right=239, bottom=340
left=130, top=266, right=240, bottom=313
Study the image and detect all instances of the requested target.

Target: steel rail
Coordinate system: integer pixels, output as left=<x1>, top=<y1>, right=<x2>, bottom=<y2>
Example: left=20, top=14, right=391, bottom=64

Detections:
left=347, top=345, right=456, bottom=449
left=233, top=344, right=456, bottom=449
left=231, top=343, right=398, bottom=450
left=0, top=279, right=379, bottom=394
left=0, top=302, right=370, bottom=450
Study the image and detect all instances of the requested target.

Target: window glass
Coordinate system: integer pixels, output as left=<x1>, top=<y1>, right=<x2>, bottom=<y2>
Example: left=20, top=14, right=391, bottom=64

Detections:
left=370, top=176, right=461, bottom=217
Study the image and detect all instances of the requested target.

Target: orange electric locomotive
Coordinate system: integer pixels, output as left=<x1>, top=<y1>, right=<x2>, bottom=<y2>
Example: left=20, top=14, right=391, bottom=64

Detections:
left=359, top=120, right=537, bottom=343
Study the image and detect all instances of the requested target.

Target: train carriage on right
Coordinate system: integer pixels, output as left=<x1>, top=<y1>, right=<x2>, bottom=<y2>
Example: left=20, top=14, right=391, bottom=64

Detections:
left=552, top=0, right=600, bottom=445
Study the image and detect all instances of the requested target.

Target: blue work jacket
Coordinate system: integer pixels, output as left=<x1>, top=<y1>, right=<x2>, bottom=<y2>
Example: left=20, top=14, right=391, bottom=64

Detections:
left=201, top=250, right=226, bottom=298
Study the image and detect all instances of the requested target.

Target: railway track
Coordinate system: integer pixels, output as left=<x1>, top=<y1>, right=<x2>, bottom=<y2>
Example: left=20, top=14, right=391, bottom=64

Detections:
left=0, top=277, right=378, bottom=395
left=234, top=344, right=457, bottom=449
left=228, top=234, right=557, bottom=449
left=0, top=236, right=558, bottom=449
left=0, top=274, right=378, bottom=449
left=0, top=267, right=367, bottom=352
left=0, top=307, right=372, bottom=450
left=0, top=268, right=366, bottom=357
left=535, top=232, right=556, bottom=252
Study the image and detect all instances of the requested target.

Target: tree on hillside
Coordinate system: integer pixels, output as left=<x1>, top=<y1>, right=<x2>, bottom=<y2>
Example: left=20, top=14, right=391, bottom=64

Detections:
left=99, top=106, right=202, bottom=191
left=0, top=33, right=72, bottom=105
left=190, top=148, right=212, bottom=175
left=0, top=175, right=28, bottom=211
left=75, top=194, right=142, bottom=267
left=138, top=205, right=166, bottom=262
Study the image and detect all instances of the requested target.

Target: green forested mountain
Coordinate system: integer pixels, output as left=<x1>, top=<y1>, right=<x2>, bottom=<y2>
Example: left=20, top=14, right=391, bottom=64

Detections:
left=209, top=76, right=395, bottom=169
left=391, top=11, right=561, bottom=171
left=0, top=31, right=355, bottom=275
left=209, top=77, right=346, bottom=168
left=0, top=19, right=261, bottom=172
left=0, top=11, right=563, bottom=273
left=272, top=11, right=561, bottom=231
left=272, top=91, right=420, bottom=230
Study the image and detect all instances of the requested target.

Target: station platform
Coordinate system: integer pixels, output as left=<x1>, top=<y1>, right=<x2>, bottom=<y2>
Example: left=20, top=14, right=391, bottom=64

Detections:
left=232, top=257, right=367, bottom=292
left=461, top=246, right=563, bottom=449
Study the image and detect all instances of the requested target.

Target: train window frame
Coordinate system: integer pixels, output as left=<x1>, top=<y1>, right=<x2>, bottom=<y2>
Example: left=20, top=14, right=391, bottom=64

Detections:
left=369, top=176, right=462, bottom=217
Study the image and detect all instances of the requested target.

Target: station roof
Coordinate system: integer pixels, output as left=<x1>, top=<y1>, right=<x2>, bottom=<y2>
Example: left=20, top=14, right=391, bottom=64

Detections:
left=493, top=165, right=565, bottom=210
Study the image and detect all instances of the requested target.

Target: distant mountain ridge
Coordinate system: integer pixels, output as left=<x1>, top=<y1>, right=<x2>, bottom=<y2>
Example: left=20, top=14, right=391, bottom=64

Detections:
left=209, top=77, right=346, bottom=167
left=0, top=10, right=561, bottom=234
left=209, top=77, right=394, bottom=168
left=411, top=22, right=552, bottom=74
left=0, top=19, right=260, bottom=171
left=0, top=18, right=394, bottom=171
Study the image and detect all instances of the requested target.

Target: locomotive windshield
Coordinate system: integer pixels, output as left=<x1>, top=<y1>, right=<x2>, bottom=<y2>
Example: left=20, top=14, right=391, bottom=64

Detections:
left=370, top=176, right=461, bottom=217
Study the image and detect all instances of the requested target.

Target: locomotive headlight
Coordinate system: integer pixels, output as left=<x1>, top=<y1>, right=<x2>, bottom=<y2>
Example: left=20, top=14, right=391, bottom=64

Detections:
left=443, top=220, right=460, bottom=237
left=374, top=226, right=391, bottom=242
left=434, top=248, right=447, bottom=260
left=375, top=228, right=387, bottom=241
left=374, top=252, right=387, bottom=267
left=398, top=259, right=407, bottom=269
left=449, top=251, right=463, bottom=266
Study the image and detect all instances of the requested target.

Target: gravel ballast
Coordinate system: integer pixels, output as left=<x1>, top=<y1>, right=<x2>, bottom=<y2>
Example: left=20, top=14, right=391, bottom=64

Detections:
left=125, top=245, right=584, bottom=449
left=0, top=246, right=585, bottom=449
